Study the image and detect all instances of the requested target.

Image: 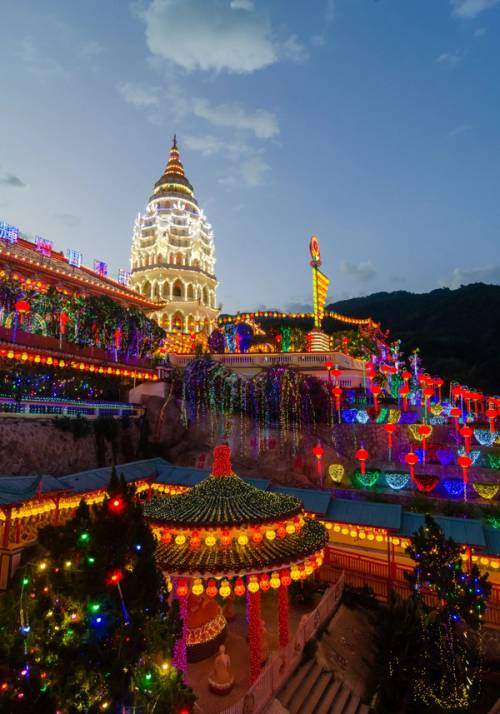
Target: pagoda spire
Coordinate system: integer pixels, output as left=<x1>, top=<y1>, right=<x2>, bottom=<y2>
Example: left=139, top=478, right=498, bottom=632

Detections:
left=164, top=134, right=185, bottom=178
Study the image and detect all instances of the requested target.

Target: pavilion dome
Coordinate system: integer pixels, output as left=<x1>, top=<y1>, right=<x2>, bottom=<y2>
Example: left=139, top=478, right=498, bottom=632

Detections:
left=150, top=134, right=198, bottom=205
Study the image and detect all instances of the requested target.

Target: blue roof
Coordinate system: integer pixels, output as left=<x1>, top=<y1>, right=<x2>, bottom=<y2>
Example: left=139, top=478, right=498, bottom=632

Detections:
left=400, top=512, right=486, bottom=548
left=0, top=475, right=68, bottom=506
left=326, top=498, right=402, bottom=530
left=270, top=486, right=332, bottom=515
left=483, top=528, right=500, bottom=557
left=154, top=462, right=210, bottom=487
left=59, top=458, right=165, bottom=493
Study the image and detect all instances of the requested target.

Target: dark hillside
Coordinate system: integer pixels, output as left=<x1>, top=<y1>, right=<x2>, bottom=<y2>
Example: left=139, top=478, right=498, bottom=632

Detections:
left=329, top=283, right=500, bottom=393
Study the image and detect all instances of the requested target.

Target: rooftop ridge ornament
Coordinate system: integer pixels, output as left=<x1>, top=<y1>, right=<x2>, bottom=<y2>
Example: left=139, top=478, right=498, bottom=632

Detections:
left=210, top=444, right=235, bottom=478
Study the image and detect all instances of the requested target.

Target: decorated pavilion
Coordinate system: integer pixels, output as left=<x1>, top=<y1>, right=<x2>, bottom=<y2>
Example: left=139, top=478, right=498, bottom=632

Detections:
left=143, top=444, right=328, bottom=684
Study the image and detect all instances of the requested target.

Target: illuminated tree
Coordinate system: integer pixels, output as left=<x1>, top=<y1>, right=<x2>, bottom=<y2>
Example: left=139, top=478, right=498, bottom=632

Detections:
left=0, top=471, right=194, bottom=713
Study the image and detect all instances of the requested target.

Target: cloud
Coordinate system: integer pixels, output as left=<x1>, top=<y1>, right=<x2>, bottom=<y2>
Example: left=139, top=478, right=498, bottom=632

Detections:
left=79, top=41, right=105, bottom=60
left=184, top=134, right=224, bottom=156
left=340, top=260, right=377, bottom=281
left=473, top=26, right=487, bottom=36
left=193, top=98, right=279, bottom=138
left=141, top=0, right=278, bottom=74
left=19, top=37, right=67, bottom=82
left=240, top=155, right=271, bottom=186
left=0, top=173, right=26, bottom=188
left=450, top=0, right=500, bottom=18
left=281, top=34, right=308, bottom=63
left=312, top=0, right=336, bottom=47
left=441, top=265, right=500, bottom=288
left=230, top=0, right=255, bottom=10
left=448, top=123, right=471, bottom=137
left=436, top=50, right=462, bottom=67
left=54, top=213, right=81, bottom=228
left=117, top=82, right=159, bottom=107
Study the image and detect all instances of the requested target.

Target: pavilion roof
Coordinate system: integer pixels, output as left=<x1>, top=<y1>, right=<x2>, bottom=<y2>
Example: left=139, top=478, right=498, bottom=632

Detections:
left=154, top=518, right=327, bottom=577
left=0, top=475, right=67, bottom=506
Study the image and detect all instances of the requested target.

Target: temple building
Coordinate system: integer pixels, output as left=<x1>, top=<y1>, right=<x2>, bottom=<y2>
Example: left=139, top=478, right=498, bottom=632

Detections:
left=129, top=136, right=218, bottom=333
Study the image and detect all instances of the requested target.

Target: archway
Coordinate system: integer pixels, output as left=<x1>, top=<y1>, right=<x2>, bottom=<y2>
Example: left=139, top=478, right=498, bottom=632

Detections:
left=187, top=284, right=195, bottom=300
left=172, top=311, right=185, bottom=331
left=142, top=281, right=152, bottom=298
left=172, top=280, right=183, bottom=299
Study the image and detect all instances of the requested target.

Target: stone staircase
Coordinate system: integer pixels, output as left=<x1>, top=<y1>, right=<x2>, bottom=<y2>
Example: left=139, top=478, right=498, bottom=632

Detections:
left=276, top=659, right=370, bottom=714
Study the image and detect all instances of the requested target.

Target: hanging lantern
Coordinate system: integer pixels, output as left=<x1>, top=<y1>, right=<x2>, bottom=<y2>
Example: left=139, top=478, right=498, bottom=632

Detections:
left=260, top=574, right=270, bottom=592
left=450, top=406, right=462, bottom=432
left=457, top=453, right=473, bottom=502
left=176, top=579, right=188, bottom=598
left=312, top=441, right=325, bottom=488
left=205, top=534, right=216, bottom=547
left=371, top=384, right=382, bottom=413
left=399, top=384, right=410, bottom=411
left=237, top=533, right=249, bottom=546
left=252, top=530, right=263, bottom=545
left=174, top=534, right=186, bottom=546
left=219, top=579, right=231, bottom=598
left=417, top=423, right=432, bottom=463
left=234, top=578, right=246, bottom=597
left=459, top=425, right=473, bottom=454
left=401, top=369, right=411, bottom=383
left=190, top=531, right=201, bottom=549
left=192, top=579, right=204, bottom=596
left=270, top=572, right=281, bottom=589
left=485, top=406, right=497, bottom=434
left=276, top=523, right=286, bottom=539
left=15, top=298, right=31, bottom=317
left=280, top=570, right=292, bottom=587
left=355, top=446, right=369, bottom=475
left=265, top=529, right=276, bottom=541
left=206, top=579, right=218, bottom=598
left=405, top=451, right=419, bottom=482
left=332, top=385, right=343, bottom=421
left=383, top=423, right=397, bottom=460
left=433, top=377, right=444, bottom=402
left=220, top=529, right=231, bottom=547
left=247, top=576, right=260, bottom=594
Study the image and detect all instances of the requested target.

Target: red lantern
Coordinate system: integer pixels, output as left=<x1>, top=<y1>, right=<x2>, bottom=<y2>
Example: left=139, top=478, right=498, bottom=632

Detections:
left=280, top=569, right=292, bottom=587
left=457, top=453, right=472, bottom=501
left=332, top=385, right=342, bottom=420
left=383, top=423, right=397, bottom=460
left=190, top=531, right=201, bottom=549
left=312, top=441, right=325, bottom=486
left=459, top=425, right=473, bottom=454
left=417, top=423, right=432, bottom=463
left=206, top=579, right=217, bottom=598
left=399, top=384, right=410, bottom=411
left=485, top=407, right=497, bottom=434
left=108, top=496, right=124, bottom=515
left=356, top=447, right=369, bottom=475
left=234, top=578, right=245, bottom=597
left=221, top=529, right=231, bottom=548
left=433, top=377, right=444, bottom=403
left=371, top=384, right=382, bottom=413
left=59, top=311, right=68, bottom=335
left=450, top=406, right=461, bottom=432
left=107, top=569, right=124, bottom=585
left=260, top=574, right=270, bottom=592
left=14, top=298, right=30, bottom=315
left=324, top=360, right=333, bottom=371
left=405, top=451, right=418, bottom=482
left=332, top=367, right=341, bottom=384
left=176, top=578, right=189, bottom=598
left=401, top=370, right=412, bottom=383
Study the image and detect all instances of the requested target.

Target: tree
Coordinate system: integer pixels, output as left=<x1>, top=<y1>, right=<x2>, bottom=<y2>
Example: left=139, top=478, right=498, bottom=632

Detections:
left=403, top=515, right=491, bottom=712
left=0, top=473, right=194, bottom=713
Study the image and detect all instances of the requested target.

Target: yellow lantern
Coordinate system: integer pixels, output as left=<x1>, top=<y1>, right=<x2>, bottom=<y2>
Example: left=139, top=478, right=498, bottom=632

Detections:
left=175, top=534, right=186, bottom=546
left=350, top=530, right=357, bottom=539
left=290, top=568, right=300, bottom=581
left=237, top=533, right=249, bottom=546
left=192, top=579, right=204, bottom=596
left=265, top=529, right=276, bottom=541
left=285, top=523, right=295, bottom=535
left=270, top=572, right=280, bottom=589
left=205, top=534, right=216, bottom=547
left=247, top=576, right=260, bottom=594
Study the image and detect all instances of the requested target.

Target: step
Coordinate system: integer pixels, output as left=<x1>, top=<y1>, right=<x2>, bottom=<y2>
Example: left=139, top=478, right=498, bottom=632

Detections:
left=288, top=662, right=324, bottom=714
left=293, top=670, right=333, bottom=714
left=330, top=684, right=352, bottom=714
left=279, top=659, right=316, bottom=709
left=315, top=678, right=342, bottom=714
left=343, top=693, right=361, bottom=714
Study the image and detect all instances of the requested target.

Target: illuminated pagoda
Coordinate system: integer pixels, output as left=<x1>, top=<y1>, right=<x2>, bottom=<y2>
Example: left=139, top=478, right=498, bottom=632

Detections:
left=130, top=136, right=218, bottom=334
left=144, top=444, right=328, bottom=684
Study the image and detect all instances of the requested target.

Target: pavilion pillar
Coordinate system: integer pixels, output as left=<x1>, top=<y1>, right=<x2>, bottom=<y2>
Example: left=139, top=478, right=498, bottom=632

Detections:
left=278, top=583, right=289, bottom=648
left=248, top=587, right=262, bottom=684
left=173, top=578, right=189, bottom=683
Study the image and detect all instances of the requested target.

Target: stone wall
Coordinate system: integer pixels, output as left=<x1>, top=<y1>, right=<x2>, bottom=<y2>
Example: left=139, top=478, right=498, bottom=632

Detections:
left=0, top=417, right=141, bottom=476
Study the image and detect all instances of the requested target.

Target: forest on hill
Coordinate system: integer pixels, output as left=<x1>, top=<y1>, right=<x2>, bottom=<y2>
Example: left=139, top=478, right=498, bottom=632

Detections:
left=329, top=283, right=500, bottom=394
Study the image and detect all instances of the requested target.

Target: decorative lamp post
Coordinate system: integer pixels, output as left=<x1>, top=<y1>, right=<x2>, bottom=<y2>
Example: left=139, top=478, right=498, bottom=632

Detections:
left=332, top=385, right=342, bottom=423
left=356, top=446, right=369, bottom=475
left=371, top=384, right=382, bottom=414
left=433, top=377, right=444, bottom=403
left=457, top=454, right=472, bottom=503
left=422, top=386, right=434, bottom=422
left=417, top=423, right=432, bottom=464
left=383, top=423, right=397, bottom=462
left=405, top=451, right=419, bottom=483
left=312, top=441, right=325, bottom=488
left=485, top=406, right=497, bottom=434
left=399, top=384, right=410, bottom=412
left=450, top=406, right=461, bottom=433
left=459, top=425, right=473, bottom=454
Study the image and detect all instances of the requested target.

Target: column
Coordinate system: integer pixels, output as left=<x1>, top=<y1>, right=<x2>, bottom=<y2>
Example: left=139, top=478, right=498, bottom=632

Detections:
left=278, top=584, right=289, bottom=648
left=173, top=578, right=189, bottom=682
left=248, top=586, right=262, bottom=684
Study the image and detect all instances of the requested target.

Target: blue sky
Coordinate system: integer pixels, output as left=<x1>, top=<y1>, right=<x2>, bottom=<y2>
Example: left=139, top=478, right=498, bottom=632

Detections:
left=1, top=0, right=499, bottom=313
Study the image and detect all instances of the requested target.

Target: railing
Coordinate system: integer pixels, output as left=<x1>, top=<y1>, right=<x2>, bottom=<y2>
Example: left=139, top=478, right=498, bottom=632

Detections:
left=219, top=574, right=345, bottom=714
left=0, top=396, right=144, bottom=418
left=169, top=351, right=363, bottom=373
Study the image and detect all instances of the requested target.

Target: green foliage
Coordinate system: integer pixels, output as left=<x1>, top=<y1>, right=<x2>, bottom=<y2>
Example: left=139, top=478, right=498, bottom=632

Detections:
left=0, top=481, right=194, bottom=713
left=52, top=415, right=93, bottom=439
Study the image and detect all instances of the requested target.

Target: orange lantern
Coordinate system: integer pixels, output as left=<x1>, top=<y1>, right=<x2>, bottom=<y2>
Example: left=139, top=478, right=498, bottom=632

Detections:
left=260, top=574, right=270, bottom=592
left=206, top=579, right=218, bottom=598
left=176, top=578, right=188, bottom=597
left=234, top=578, right=246, bottom=597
